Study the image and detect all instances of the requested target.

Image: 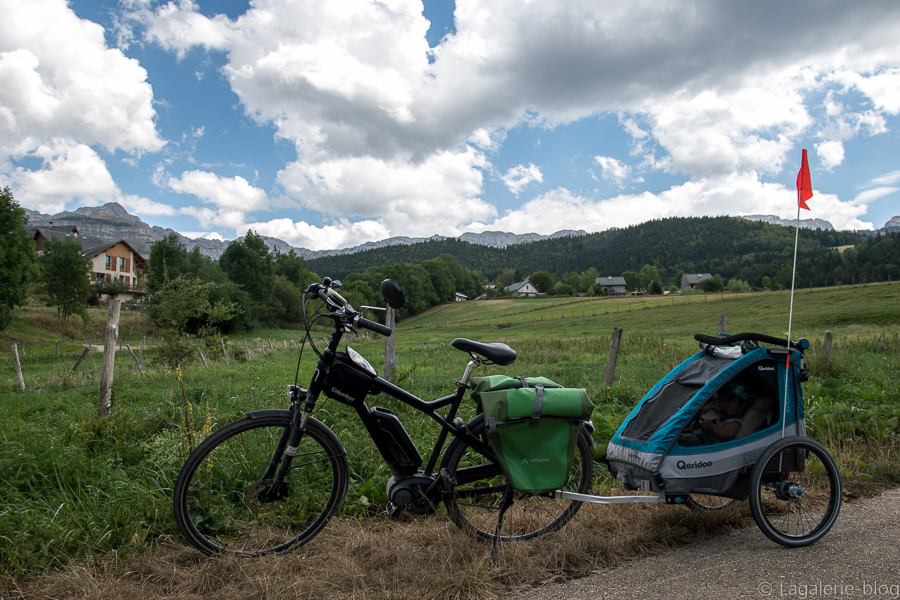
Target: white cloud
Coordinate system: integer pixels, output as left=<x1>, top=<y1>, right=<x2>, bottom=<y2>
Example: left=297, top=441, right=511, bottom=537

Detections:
left=0, top=0, right=164, bottom=215
left=277, top=146, right=495, bottom=237
left=869, top=170, right=900, bottom=187
left=501, top=163, right=543, bottom=196
left=467, top=172, right=873, bottom=235
left=853, top=187, right=898, bottom=204
left=0, top=0, right=164, bottom=157
left=245, top=217, right=391, bottom=252
left=119, top=0, right=900, bottom=241
left=595, top=156, right=631, bottom=186
left=816, top=141, right=845, bottom=171
left=164, top=170, right=271, bottom=231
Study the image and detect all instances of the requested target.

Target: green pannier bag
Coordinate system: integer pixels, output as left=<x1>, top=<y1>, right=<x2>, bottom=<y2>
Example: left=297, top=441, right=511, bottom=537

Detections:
left=471, top=376, right=594, bottom=494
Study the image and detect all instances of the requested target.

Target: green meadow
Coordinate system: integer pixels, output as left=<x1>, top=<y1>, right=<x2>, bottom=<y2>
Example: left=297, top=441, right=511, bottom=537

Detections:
left=1, top=283, right=898, bottom=580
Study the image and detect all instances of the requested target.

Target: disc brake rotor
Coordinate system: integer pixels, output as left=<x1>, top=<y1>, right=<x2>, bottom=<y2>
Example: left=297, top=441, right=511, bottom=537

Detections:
left=244, top=480, right=283, bottom=514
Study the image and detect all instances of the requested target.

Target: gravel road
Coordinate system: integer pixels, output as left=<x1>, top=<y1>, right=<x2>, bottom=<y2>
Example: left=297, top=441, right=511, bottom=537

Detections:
left=515, top=487, right=900, bottom=600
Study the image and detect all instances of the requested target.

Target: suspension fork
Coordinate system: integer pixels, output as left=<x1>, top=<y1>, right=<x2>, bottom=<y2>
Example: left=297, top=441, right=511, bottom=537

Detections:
left=264, top=332, right=341, bottom=498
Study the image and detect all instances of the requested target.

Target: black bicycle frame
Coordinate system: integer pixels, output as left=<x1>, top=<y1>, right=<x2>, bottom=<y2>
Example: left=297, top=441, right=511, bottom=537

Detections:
left=266, top=319, right=498, bottom=496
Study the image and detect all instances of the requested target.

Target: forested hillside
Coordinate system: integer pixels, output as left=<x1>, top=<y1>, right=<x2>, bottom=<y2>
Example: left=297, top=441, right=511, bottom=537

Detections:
left=309, top=216, right=896, bottom=288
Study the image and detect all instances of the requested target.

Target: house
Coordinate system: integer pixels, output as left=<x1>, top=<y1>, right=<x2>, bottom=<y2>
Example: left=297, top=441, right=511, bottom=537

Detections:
left=454, top=292, right=468, bottom=302
left=596, top=276, right=627, bottom=296
left=506, top=280, right=541, bottom=297
left=28, top=226, right=148, bottom=300
left=83, top=240, right=148, bottom=299
left=681, top=273, right=713, bottom=289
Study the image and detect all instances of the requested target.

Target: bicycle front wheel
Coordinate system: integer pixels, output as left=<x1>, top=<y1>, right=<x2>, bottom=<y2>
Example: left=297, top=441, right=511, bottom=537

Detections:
left=749, top=436, right=841, bottom=547
left=173, top=414, right=349, bottom=556
left=440, top=415, right=593, bottom=543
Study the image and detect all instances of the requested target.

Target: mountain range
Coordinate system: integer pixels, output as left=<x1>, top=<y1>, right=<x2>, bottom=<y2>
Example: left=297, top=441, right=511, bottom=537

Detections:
left=21, top=202, right=899, bottom=260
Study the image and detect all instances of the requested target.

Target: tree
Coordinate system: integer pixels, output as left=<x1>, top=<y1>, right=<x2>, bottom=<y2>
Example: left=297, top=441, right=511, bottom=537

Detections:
left=495, top=268, right=522, bottom=288
left=761, top=276, right=772, bottom=290
left=146, top=234, right=189, bottom=292
left=275, top=249, right=318, bottom=288
left=621, top=270, right=641, bottom=292
left=648, top=279, right=664, bottom=295
left=639, top=265, right=661, bottom=291
left=0, top=188, right=37, bottom=330
left=38, top=236, right=92, bottom=326
left=698, top=274, right=725, bottom=293
left=151, top=275, right=239, bottom=366
left=553, top=282, right=576, bottom=296
left=528, top=270, right=554, bottom=294
left=219, top=230, right=276, bottom=302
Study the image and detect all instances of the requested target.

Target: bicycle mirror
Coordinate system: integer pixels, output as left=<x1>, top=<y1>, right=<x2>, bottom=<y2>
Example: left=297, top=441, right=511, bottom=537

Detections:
left=380, top=279, right=405, bottom=309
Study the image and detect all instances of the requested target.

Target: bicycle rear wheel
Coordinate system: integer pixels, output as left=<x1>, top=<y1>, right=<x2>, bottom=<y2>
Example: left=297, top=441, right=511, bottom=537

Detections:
left=173, top=414, right=348, bottom=556
left=749, top=436, right=841, bottom=547
left=440, top=415, right=593, bottom=542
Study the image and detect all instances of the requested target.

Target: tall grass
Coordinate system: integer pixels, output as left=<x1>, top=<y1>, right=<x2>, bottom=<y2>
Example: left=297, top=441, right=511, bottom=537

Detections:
left=1, top=284, right=898, bottom=589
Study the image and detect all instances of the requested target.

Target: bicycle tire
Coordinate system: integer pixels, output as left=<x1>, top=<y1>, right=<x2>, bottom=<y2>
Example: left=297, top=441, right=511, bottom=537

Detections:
left=173, top=414, right=349, bottom=556
left=440, top=414, right=593, bottom=543
left=685, top=495, right=739, bottom=511
left=748, top=436, right=841, bottom=547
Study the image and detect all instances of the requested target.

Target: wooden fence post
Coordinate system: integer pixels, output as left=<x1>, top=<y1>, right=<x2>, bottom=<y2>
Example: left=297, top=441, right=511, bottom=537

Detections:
left=604, top=327, right=624, bottom=388
left=55, top=342, right=60, bottom=357
left=244, top=339, right=251, bottom=361
left=126, top=344, right=144, bottom=375
left=718, top=314, right=726, bottom=335
left=197, top=346, right=209, bottom=368
left=823, top=330, right=834, bottom=362
left=384, top=306, right=397, bottom=383
left=98, top=298, right=121, bottom=417
left=221, top=339, right=229, bottom=362
left=11, top=344, right=25, bottom=392
left=70, top=347, right=90, bottom=375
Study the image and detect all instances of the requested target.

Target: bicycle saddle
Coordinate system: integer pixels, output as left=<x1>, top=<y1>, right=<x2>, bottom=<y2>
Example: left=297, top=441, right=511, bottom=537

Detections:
left=450, top=339, right=517, bottom=365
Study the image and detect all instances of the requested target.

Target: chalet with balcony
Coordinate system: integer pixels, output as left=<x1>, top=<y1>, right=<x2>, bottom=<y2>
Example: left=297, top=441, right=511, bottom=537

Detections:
left=28, top=226, right=148, bottom=300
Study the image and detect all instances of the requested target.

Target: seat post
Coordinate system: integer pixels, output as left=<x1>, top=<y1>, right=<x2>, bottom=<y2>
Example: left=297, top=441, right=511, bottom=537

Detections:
left=459, top=358, right=481, bottom=387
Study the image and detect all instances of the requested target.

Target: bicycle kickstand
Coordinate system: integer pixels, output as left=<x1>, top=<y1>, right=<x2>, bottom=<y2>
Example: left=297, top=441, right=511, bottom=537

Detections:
left=491, top=485, right=515, bottom=565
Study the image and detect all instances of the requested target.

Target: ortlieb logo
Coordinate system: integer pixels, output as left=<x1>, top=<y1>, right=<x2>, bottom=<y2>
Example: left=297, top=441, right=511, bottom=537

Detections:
left=522, top=458, right=550, bottom=464
left=676, top=460, right=712, bottom=470
left=758, top=365, right=776, bottom=371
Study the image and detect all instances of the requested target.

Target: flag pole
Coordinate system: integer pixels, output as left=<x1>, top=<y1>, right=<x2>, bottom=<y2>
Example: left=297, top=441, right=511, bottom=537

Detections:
left=783, top=149, right=810, bottom=439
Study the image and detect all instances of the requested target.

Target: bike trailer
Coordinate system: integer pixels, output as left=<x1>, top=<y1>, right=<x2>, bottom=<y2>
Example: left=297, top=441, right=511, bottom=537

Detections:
left=472, top=376, right=593, bottom=494
left=606, top=342, right=807, bottom=500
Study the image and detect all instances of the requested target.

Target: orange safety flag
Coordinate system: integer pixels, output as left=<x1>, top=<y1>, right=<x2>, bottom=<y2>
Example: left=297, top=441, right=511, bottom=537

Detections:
left=796, top=149, right=813, bottom=210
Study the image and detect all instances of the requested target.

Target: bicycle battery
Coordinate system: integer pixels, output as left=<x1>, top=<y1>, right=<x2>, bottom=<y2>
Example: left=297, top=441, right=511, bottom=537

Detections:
left=366, top=407, right=423, bottom=476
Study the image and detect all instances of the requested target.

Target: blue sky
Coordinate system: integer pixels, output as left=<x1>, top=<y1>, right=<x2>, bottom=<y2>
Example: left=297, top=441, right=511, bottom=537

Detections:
left=2, top=0, right=899, bottom=250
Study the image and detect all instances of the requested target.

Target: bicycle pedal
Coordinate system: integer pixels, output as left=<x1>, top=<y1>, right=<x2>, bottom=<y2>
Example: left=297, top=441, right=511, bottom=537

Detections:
left=385, top=502, right=403, bottom=519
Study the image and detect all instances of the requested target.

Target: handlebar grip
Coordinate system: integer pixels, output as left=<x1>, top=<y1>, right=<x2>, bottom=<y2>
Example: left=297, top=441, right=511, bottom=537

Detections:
left=356, top=317, right=392, bottom=337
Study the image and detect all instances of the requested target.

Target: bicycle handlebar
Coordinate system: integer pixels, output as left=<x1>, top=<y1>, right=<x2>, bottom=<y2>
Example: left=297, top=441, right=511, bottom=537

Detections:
left=310, top=279, right=393, bottom=338
left=356, top=317, right=392, bottom=337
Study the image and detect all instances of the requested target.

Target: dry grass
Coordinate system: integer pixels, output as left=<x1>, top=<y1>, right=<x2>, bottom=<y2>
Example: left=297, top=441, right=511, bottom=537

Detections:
left=5, top=496, right=750, bottom=600
left=6, top=303, right=152, bottom=342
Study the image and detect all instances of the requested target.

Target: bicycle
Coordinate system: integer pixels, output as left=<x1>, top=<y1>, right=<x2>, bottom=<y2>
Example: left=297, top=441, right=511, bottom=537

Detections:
left=173, top=277, right=595, bottom=556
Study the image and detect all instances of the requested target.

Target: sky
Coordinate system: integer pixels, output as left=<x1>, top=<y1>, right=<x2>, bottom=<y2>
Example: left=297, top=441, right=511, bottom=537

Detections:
left=2, top=0, right=899, bottom=251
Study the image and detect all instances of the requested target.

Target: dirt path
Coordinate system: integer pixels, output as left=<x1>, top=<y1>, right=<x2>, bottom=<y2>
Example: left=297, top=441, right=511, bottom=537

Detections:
left=515, top=487, right=900, bottom=600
